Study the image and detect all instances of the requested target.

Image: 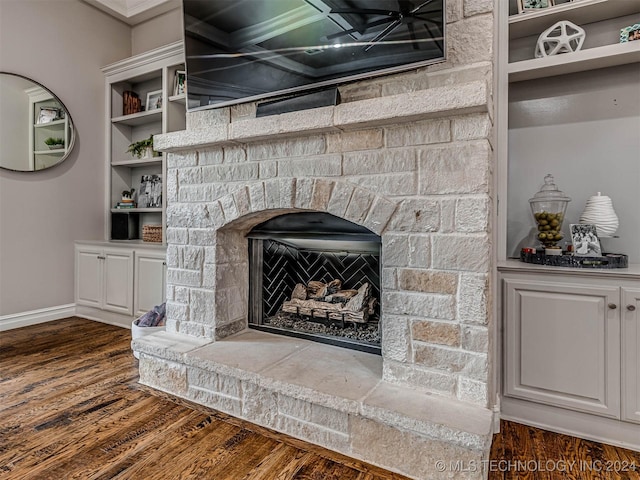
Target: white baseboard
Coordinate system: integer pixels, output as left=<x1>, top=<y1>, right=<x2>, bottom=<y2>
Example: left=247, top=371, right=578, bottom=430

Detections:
left=501, top=396, right=640, bottom=452
left=0, top=304, right=76, bottom=331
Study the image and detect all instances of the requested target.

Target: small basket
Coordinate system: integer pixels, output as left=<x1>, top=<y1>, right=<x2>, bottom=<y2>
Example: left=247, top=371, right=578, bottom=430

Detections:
left=142, top=224, right=162, bottom=243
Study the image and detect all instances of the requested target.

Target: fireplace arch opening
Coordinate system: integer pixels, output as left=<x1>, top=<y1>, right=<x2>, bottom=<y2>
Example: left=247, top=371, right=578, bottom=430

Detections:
left=247, top=212, right=381, bottom=354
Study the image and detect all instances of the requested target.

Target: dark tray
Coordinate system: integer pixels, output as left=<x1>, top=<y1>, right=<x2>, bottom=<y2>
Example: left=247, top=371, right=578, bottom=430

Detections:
left=520, top=251, right=628, bottom=269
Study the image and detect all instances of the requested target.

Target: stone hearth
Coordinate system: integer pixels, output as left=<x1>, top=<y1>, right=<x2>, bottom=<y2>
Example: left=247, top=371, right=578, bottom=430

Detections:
left=133, top=3, right=496, bottom=478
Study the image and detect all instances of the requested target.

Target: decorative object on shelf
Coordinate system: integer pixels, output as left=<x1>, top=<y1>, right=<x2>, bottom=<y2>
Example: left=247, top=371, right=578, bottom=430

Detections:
left=142, top=224, right=163, bottom=243
left=579, top=192, right=619, bottom=237
left=620, top=23, right=640, bottom=43
left=517, top=0, right=553, bottom=14
left=137, top=174, right=162, bottom=208
left=146, top=89, right=162, bottom=111
left=131, top=302, right=166, bottom=358
left=534, top=20, right=585, bottom=58
left=127, top=135, right=157, bottom=159
left=529, top=174, right=571, bottom=249
left=570, top=223, right=602, bottom=256
left=44, top=137, right=64, bottom=150
left=173, top=70, right=186, bottom=96
left=520, top=249, right=628, bottom=269
left=37, top=106, right=62, bottom=124
left=123, top=90, right=142, bottom=115
left=121, top=188, right=135, bottom=203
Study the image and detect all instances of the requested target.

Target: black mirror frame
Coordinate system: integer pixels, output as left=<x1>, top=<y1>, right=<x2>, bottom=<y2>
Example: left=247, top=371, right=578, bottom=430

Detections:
left=0, top=71, right=76, bottom=172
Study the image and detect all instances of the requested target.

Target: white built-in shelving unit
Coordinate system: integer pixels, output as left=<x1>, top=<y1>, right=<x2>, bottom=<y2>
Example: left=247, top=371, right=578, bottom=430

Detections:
left=497, top=0, right=640, bottom=451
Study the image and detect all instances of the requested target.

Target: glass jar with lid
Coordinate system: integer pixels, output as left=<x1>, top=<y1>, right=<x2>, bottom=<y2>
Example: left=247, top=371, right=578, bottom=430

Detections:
left=529, top=174, right=571, bottom=249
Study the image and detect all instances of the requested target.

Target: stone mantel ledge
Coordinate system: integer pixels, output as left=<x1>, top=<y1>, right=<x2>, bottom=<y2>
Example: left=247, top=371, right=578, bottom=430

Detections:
left=154, top=81, right=489, bottom=153
left=133, top=329, right=494, bottom=452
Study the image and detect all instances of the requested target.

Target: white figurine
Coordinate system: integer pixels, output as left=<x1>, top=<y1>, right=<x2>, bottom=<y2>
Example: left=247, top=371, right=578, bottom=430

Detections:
left=535, top=20, right=586, bottom=58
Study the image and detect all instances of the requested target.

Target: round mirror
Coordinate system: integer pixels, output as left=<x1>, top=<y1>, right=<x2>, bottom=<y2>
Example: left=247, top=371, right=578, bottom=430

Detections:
left=0, top=72, right=76, bottom=172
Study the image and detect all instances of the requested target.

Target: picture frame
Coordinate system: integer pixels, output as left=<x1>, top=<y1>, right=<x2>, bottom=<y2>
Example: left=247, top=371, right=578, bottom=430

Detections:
left=37, top=106, right=61, bottom=124
left=517, top=0, right=554, bottom=14
left=173, top=70, right=186, bottom=96
left=570, top=224, right=602, bottom=257
left=620, top=23, right=640, bottom=43
left=137, top=174, right=163, bottom=208
left=145, top=90, right=163, bottom=111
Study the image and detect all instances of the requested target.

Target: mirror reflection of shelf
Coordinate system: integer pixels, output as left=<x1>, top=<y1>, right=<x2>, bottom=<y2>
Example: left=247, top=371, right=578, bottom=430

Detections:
left=34, top=119, right=66, bottom=128
left=34, top=149, right=65, bottom=155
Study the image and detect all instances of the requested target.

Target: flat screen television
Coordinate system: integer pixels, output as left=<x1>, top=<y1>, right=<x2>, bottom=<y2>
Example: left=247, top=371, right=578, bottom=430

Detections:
left=182, top=0, right=445, bottom=112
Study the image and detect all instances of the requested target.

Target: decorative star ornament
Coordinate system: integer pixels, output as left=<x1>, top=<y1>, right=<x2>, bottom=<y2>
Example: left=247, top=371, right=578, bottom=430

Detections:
left=535, top=20, right=586, bottom=58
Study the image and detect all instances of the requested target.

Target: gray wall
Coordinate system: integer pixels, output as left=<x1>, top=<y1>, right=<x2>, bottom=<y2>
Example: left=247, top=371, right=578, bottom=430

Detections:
left=132, top=7, right=183, bottom=55
left=507, top=63, right=640, bottom=261
left=0, top=0, right=131, bottom=316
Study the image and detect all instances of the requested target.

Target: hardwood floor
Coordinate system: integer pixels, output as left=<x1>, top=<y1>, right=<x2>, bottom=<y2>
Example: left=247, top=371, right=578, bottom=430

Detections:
left=0, top=318, right=408, bottom=480
left=489, top=420, right=640, bottom=480
left=1, top=318, right=639, bottom=480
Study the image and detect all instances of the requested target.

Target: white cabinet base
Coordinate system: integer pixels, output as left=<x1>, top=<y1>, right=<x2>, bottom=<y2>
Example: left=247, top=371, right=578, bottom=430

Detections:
left=502, top=395, right=640, bottom=453
left=75, top=242, right=166, bottom=327
left=75, top=305, right=136, bottom=329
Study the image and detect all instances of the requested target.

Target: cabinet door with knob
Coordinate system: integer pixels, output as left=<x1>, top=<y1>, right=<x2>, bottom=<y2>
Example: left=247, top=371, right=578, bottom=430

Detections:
left=134, top=251, right=166, bottom=317
left=103, top=249, right=134, bottom=315
left=503, top=277, right=621, bottom=418
left=76, top=246, right=103, bottom=308
left=75, top=245, right=133, bottom=315
left=622, top=288, right=640, bottom=424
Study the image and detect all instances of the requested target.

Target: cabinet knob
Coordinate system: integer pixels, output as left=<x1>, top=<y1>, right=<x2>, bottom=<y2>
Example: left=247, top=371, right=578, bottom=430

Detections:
left=627, top=305, right=636, bottom=311
left=608, top=303, right=617, bottom=310
left=97, top=255, right=106, bottom=260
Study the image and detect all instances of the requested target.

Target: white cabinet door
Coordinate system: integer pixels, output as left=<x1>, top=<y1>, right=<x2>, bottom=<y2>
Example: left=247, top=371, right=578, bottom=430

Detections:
left=103, top=249, right=133, bottom=315
left=134, top=251, right=166, bottom=317
left=622, top=287, right=640, bottom=424
left=504, top=278, right=621, bottom=418
left=75, top=247, right=102, bottom=308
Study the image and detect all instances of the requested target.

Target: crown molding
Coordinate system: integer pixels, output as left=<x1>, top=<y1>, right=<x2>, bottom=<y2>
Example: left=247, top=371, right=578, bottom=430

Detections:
left=82, top=0, right=181, bottom=25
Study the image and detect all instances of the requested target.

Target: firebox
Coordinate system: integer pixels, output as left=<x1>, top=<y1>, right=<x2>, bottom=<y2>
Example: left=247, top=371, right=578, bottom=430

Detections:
left=247, top=212, right=381, bottom=354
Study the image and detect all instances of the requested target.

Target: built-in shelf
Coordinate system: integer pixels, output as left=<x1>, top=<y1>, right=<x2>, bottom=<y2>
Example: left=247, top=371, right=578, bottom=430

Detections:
left=509, top=40, right=640, bottom=82
left=509, top=0, right=640, bottom=39
left=110, top=208, right=162, bottom=213
left=169, top=93, right=185, bottom=104
left=111, top=109, right=163, bottom=126
left=111, top=157, right=163, bottom=168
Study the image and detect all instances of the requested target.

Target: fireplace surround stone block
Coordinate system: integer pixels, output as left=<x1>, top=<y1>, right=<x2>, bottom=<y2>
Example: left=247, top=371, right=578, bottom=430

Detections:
left=134, top=330, right=492, bottom=479
left=144, top=9, right=498, bottom=475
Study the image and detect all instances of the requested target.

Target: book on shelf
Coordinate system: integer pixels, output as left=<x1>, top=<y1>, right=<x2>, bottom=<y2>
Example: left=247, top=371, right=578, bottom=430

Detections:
left=115, top=202, right=136, bottom=209
left=123, top=91, right=142, bottom=115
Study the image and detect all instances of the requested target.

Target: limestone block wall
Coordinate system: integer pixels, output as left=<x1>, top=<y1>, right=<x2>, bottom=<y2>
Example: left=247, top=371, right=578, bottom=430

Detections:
left=157, top=0, right=496, bottom=408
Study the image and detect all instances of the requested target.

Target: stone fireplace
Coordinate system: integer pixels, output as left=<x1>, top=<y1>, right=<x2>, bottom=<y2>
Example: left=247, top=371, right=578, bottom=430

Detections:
left=133, top=3, right=496, bottom=478
left=247, top=212, right=382, bottom=354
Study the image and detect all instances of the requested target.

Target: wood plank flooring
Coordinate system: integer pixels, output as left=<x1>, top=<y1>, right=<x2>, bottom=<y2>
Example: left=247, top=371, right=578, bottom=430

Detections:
left=0, top=318, right=408, bottom=480
left=1, top=317, right=639, bottom=479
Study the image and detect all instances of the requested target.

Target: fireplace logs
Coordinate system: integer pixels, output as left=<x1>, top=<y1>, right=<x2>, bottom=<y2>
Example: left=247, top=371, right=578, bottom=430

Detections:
left=281, top=280, right=375, bottom=323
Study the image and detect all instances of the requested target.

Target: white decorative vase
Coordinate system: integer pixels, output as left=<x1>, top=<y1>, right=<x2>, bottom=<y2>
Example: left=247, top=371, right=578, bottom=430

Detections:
left=579, top=192, right=619, bottom=238
left=535, top=21, right=586, bottom=58
left=131, top=318, right=165, bottom=359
